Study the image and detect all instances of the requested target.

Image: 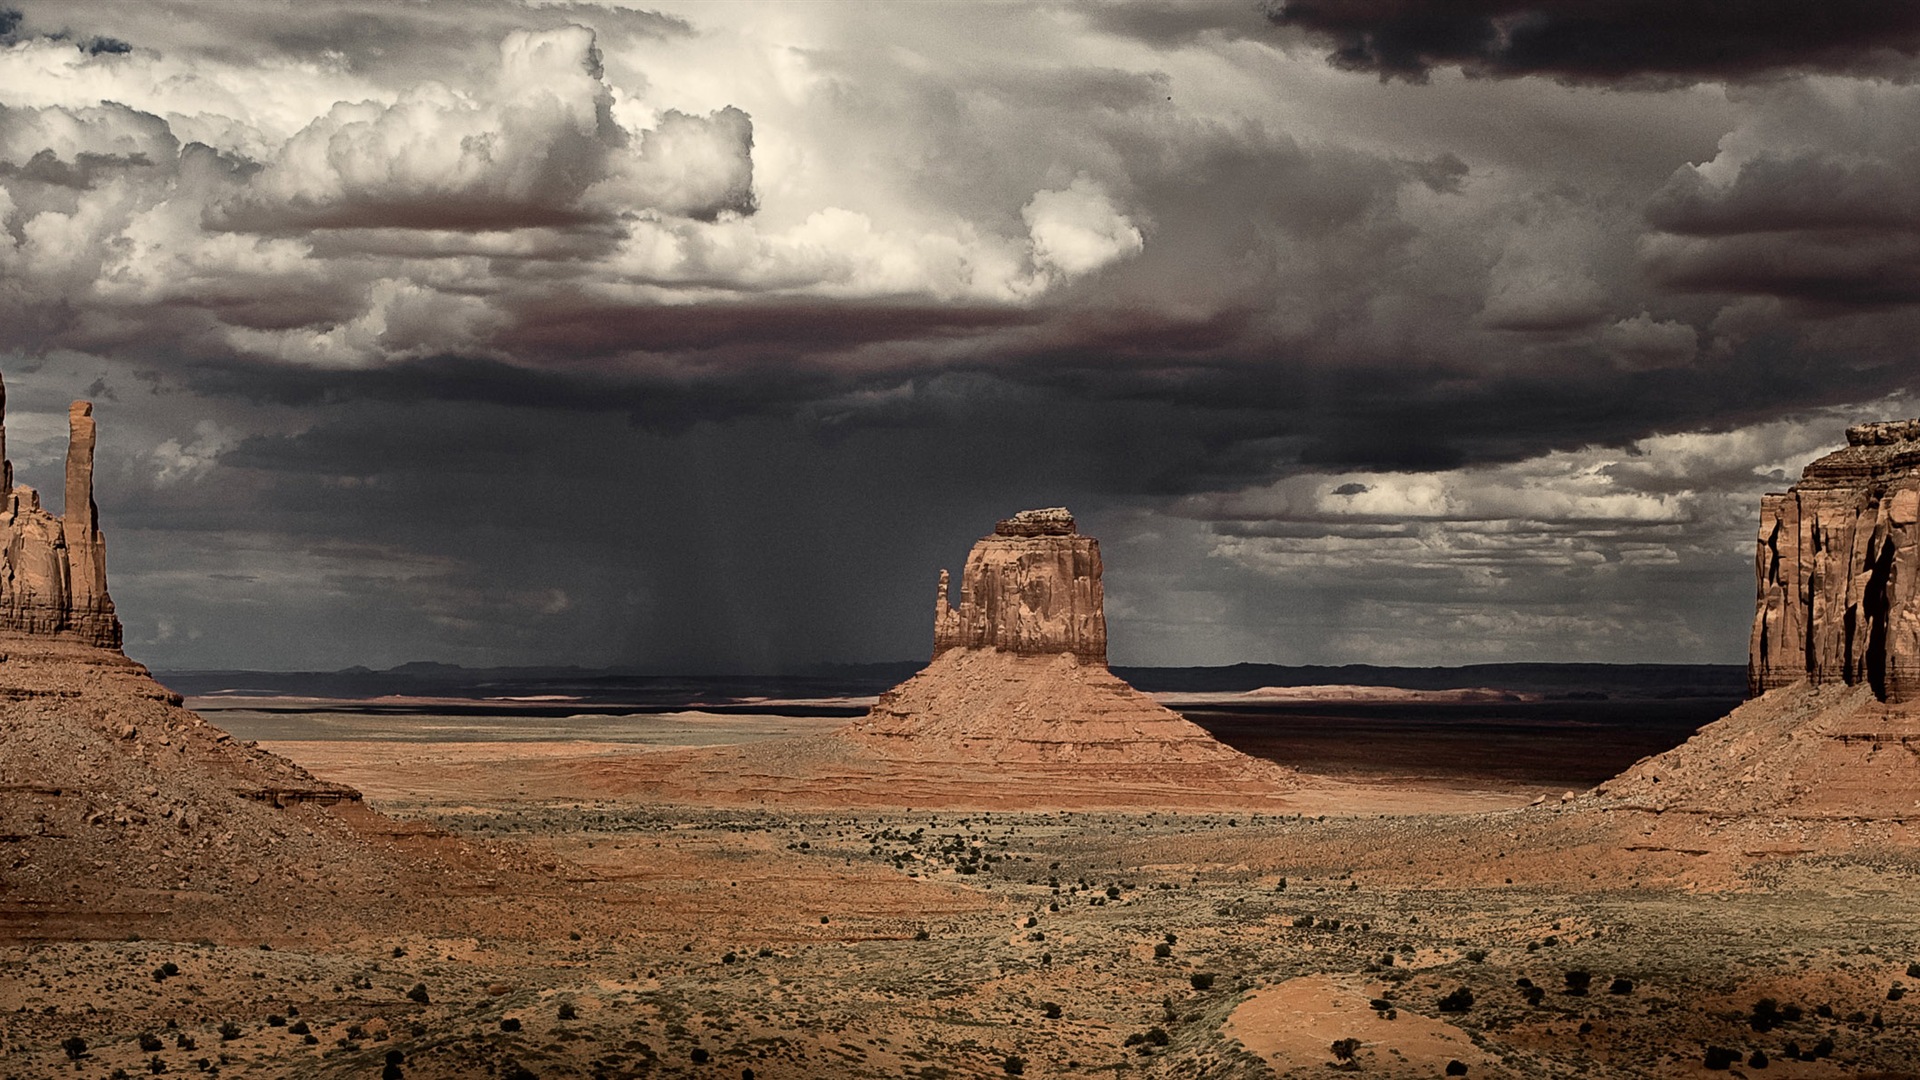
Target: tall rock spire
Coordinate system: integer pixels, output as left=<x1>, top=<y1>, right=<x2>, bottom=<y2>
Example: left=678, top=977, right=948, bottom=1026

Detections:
left=62, top=401, right=117, bottom=647
left=0, top=384, right=120, bottom=649
left=0, top=375, right=12, bottom=498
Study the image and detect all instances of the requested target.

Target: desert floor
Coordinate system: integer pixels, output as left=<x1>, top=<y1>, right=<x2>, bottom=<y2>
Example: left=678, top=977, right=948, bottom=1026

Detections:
left=6, top=708, right=1920, bottom=1079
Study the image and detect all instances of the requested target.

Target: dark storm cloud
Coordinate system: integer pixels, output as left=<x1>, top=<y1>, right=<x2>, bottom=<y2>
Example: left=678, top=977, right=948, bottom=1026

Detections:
left=12, top=0, right=1920, bottom=670
left=1265, top=0, right=1920, bottom=83
left=495, top=298, right=1039, bottom=358
left=1643, top=139, right=1920, bottom=310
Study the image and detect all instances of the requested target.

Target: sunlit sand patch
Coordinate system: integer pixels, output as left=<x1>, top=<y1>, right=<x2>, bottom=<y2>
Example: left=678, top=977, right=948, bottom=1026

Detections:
left=1225, top=972, right=1500, bottom=1078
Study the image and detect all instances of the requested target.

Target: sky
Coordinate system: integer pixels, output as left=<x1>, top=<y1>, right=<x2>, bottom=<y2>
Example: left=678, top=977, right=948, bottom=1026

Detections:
left=3, top=1, right=1920, bottom=672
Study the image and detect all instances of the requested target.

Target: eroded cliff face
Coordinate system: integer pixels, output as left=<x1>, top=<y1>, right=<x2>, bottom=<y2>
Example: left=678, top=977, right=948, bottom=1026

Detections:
left=0, top=382, right=121, bottom=649
left=931, top=507, right=1107, bottom=664
left=1750, top=419, right=1920, bottom=701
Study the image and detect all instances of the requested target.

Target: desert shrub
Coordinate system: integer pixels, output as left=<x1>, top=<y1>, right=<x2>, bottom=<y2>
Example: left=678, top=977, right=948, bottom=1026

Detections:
left=1889, top=984, right=1907, bottom=1001
left=266, top=1015, right=285, bottom=1027
left=1445, top=1062, right=1468, bottom=1076
left=1123, top=1033, right=1145, bottom=1047
left=1106, top=886, right=1122, bottom=900
left=1749, top=1050, right=1770, bottom=1068
left=174, top=1032, right=195, bottom=1050
left=1164, top=932, right=1177, bottom=945
left=61, top=1035, right=88, bottom=1060
left=557, top=1003, right=577, bottom=1021
left=406, top=982, right=431, bottom=1004
left=1608, top=978, right=1635, bottom=995
left=722, top=951, right=737, bottom=965
left=503, top=1064, right=536, bottom=1080
left=691, top=1047, right=709, bottom=1063
left=139, top=1033, right=164, bottom=1052
left=1380, top=954, right=1395, bottom=967
left=1466, top=950, right=1487, bottom=963
left=148, top=1054, right=167, bottom=1075
left=1564, top=971, right=1592, bottom=995
left=501, top=1017, right=522, bottom=1032
left=1153, top=943, right=1171, bottom=959
left=287, top=1021, right=309, bottom=1036
left=1146, top=1027, right=1170, bottom=1046
left=1524, top=986, right=1545, bottom=1006
left=1041, top=1002, right=1061, bottom=1019
left=1703, top=1046, right=1739, bottom=1069
left=1436, top=987, right=1474, bottom=1013
left=217, top=1021, right=241, bottom=1042
left=1812, top=1037, right=1834, bottom=1058
left=1331, top=1037, right=1359, bottom=1061
left=1190, top=973, right=1215, bottom=991
left=1909, top=962, right=1920, bottom=979
left=914, top=929, right=930, bottom=940
left=1002, top=1055, right=1025, bottom=1075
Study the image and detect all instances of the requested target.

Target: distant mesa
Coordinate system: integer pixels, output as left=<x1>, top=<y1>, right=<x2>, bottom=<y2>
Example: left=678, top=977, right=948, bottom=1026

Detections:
left=1750, top=417, right=1920, bottom=701
left=0, top=380, right=121, bottom=649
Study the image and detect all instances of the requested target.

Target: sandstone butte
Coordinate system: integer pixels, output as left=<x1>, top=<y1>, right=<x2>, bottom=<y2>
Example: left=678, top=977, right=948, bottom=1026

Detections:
left=1594, top=418, right=1920, bottom=819
left=583, top=508, right=1302, bottom=809
left=0, top=380, right=526, bottom=944
left=1449, top=418, right=1920, bottom=886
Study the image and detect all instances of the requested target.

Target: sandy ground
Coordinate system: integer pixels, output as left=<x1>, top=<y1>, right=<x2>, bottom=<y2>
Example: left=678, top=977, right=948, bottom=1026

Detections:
left=14, top=664, right=1920, bottom=1078
left=263, top=733, right=1548, bottom=817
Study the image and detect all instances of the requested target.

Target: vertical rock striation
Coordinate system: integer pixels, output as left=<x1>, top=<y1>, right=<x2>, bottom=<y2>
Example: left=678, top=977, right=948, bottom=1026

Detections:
left=0, top=378, right=121, bottom=649
left=931, top=507, right=1107, bottom=664
left=1750, top=419, right=1920, bottom=701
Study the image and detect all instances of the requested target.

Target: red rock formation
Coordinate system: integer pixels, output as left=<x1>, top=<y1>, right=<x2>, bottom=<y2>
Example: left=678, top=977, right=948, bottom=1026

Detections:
left=0, top=379, right=121, bottom=649
left=932, top=507, right=1106, bottom=664
left=602, top=507, right=1297, bottom=809
left=1749, top=419, right=1920, bottom=701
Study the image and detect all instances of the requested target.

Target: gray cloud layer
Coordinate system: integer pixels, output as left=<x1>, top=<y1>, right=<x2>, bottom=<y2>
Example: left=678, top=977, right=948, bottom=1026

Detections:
left=2, top=1, right=1917, bottom=670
